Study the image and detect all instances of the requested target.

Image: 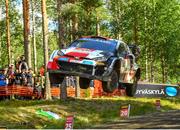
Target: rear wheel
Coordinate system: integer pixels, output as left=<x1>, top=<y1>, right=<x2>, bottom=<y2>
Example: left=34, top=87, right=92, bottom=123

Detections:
left=125, top=76, right=138, bottom=97
left=102, top=70, right=119, bottom=93
left=79, top=78, right=90, bottom=89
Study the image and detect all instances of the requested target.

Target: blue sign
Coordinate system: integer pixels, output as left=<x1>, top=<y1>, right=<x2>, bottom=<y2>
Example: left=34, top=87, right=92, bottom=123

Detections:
left=59, top=57, right=69, bottom=62
left=82, top=60, right=94, bottom=65
left=165, top=86, right=178, bottom=97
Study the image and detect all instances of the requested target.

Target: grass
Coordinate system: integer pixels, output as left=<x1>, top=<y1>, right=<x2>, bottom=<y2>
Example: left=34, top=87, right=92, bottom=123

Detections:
left=0, top=97, right=179, bottom=129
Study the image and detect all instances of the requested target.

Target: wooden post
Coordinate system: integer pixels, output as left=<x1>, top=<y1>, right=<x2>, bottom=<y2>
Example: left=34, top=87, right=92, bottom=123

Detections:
left=60, top=77, right=67, bottom=100
left=75, top=76, right=80, bottom=98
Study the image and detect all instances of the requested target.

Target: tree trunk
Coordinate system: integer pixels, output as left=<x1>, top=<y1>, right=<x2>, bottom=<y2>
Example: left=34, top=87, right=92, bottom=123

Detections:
left=161, top=56, right=165, bottom=83
left=150, top=49, right=154, bottom=83
left=144, top=4, right=149, bottom=82
left=150, top=1, right=156, bottom=83
left=5, top=0, right=11, bottom=65
left=57, top=0, right=65, bottom=49
left=23, top=0, right=32, bottom=68
left=41, top=0, right=51, bottom=100
left=70, top=0, right=80, bottom=97
left=70, top=0, right=78, bottom=40
left=0, top=6, right=2, bottom=65
left=133, top=12, right=138, bottom=44
left=145, top=52, right=149, bottom=82
left=96, top=16, right=100, bottom=36
left=72, top=14, right=78, bottom=40
left=31, top=0, right=37, bottom=74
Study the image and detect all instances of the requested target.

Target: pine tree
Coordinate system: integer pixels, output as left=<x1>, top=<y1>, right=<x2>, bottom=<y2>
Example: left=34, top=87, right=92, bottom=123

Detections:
left=41, top=0, right=51, bottom=100
left=23, top=0, right=32, bottom=67
left=5, top=0, right=11, bottom=64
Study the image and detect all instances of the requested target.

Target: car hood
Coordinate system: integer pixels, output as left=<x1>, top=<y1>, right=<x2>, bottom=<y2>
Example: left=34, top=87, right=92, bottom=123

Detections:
left=61, top=47, right=114, bottom=60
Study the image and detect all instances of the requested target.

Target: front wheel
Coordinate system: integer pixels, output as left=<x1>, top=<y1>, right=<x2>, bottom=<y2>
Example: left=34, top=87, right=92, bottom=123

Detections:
left=49, top=73, right=64, bottom=85
left=102, top=70, right=119, bottom=93
left=79, top=78, right=90, bottom=89
left=125, top=76, right=138, bottom=97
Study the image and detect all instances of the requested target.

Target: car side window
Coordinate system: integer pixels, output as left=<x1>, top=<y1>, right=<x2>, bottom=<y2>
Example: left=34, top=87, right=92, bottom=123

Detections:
left=117, top=43, right=127, bottom=57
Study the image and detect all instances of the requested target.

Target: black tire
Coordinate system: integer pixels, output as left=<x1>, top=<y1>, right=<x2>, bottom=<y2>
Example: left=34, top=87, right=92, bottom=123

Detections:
left=49, top=73, right=64, bottom=85
left=102, top=70, right=119, bottom=93
left=79, top=78, right=90, bottom=89
left=125, top=76, right=138, bottom=97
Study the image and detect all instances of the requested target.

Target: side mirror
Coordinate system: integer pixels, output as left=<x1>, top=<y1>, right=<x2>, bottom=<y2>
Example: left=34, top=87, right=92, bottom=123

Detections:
left=128, top=45, right=140, bottom=58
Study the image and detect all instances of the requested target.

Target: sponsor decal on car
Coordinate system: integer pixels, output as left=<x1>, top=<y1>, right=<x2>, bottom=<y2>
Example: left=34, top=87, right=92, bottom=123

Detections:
left=59, top=57, right=69, bottom=62
left=61, top=47, right=105, bottom=59
left=69, top=59, right=82, bottom=63
left=82, top=60, right=94, bottom=65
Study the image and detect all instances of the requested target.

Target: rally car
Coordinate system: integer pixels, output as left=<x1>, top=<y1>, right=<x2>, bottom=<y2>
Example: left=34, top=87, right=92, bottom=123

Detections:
left=48, top=36, right=140, bottom=96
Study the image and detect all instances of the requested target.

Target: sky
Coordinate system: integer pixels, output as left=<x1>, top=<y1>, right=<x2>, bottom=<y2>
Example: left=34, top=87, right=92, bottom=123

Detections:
left=0, top=0, right=57, bottom=32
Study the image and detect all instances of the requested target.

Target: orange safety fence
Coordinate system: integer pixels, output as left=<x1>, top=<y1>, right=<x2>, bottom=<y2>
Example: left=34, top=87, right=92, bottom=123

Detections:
left=0, top=85, right=34, bottom=97
left=51, top=80, right=126, bottom=98
left=0, top=80, right=126, bottom=98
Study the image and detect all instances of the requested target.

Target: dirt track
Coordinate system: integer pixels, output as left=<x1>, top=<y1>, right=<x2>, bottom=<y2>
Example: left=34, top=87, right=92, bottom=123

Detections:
left=94, top=110, right=180, bottom=129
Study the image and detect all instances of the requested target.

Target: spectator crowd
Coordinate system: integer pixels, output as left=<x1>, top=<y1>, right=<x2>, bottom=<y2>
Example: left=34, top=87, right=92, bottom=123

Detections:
left=0, top=55, right=45, bottom=98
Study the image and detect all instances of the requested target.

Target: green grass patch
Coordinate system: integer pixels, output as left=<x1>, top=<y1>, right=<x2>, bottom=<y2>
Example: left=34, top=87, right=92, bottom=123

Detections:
left=0, top=97, right=179, bottom=129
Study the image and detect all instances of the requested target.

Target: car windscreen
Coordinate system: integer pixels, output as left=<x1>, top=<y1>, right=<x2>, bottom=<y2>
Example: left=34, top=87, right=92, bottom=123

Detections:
left=69, top=39, right=117, bottom=52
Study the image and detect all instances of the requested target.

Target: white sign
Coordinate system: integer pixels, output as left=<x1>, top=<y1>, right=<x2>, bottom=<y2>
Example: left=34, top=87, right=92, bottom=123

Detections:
left=65, top=115, right=74, bottom=130
left=120, top=104, right=131, bottom=118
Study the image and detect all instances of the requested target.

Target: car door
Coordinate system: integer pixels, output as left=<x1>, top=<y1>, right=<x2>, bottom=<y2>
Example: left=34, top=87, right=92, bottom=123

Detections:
left=117, top=42, right=131, bottom=82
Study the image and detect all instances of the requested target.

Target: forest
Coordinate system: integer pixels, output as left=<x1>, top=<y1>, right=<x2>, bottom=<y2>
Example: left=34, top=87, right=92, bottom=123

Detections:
left=0, top=0, right=179, bottom=84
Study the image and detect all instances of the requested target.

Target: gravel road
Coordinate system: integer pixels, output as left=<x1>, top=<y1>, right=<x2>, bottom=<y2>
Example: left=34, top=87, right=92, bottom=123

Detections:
left=94, top=110, right=180, bottom=129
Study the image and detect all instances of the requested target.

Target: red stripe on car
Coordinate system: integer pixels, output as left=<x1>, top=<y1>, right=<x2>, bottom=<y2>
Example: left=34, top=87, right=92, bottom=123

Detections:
left=66, top=52, right=89, bottom=58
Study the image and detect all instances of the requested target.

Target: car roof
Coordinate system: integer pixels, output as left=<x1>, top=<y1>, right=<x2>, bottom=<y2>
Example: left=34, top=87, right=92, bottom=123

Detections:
left=79, top=36, right=120, bottom=44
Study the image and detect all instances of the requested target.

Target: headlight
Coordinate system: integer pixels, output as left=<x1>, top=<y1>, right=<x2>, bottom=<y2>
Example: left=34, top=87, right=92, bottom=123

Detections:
left=57, top=50, right=64, bottom=56
left=93, top=56, right=107, bottom=62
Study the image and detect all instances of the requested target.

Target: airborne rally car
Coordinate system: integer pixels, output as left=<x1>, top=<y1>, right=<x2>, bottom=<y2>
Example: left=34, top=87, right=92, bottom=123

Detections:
left=48, top=36, right=140, bottom=96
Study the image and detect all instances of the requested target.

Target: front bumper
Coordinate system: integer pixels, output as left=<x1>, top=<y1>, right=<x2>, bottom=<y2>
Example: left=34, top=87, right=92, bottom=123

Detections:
left=48, top=69, right=111, bottom=81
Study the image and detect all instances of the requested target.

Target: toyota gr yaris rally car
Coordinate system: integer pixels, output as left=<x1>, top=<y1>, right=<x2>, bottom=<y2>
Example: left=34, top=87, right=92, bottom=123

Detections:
left=48, top=36, right=140, bottom=96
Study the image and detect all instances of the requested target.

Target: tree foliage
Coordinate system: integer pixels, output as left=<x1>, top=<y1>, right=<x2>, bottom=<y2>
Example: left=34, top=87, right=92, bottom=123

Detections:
left=0, top=0, right=179, bottom=83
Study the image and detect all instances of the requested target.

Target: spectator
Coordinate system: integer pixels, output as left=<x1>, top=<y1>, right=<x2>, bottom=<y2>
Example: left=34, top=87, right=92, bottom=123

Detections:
left=39, top=65, right=45, bottom=90
left=14, top=69, right=22, bottom=85
left=3, top=66, right=9, bottom=85
left=27, top=68, right=34, bottom=87
left=34, top=76, right=43, bottom=99
left=39, top=65, right=45, bottom=76
left=7, top=64, right=15, bottom=85
left=21, top=69, right=27, bottom=86
left=0, top=69, right=7, bottom=86
left=18, top=55, right=28, bottom=73
left=15, top=56, right=21, bottom=70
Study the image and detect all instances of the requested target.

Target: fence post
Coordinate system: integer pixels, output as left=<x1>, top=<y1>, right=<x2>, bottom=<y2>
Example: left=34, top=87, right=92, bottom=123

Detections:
left=75, top=76, right=80, bottom=98
left=60, top=77, right=67, bottom=100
